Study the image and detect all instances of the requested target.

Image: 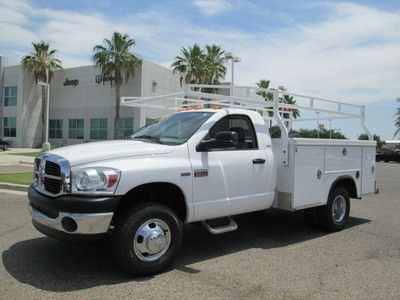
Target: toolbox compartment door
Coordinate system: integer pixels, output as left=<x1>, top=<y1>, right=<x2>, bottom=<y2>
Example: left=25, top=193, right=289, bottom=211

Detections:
left=361, top=146, right=376, bottom=195
left=292, top=145, right=325, bottom=209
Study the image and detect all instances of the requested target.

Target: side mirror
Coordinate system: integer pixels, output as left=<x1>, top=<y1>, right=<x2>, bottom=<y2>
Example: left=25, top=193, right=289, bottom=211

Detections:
left=196, top=131, right=239, bottom=152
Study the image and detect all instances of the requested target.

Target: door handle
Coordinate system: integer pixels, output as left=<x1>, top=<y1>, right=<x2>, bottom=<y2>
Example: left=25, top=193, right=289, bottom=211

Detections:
left=252, top=158, right=266, bottom=164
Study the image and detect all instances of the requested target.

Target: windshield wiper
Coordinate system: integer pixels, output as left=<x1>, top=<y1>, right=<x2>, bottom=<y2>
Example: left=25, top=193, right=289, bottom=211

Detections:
left=133, top=135, right=162, bottom=144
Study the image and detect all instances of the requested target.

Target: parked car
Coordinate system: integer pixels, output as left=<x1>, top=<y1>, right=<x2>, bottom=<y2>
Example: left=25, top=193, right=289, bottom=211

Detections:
left=376, top=149, right=400, bottom=163
left=0, top=140, right=10, bottom=151
left=27, top=84, right=377, bottom=276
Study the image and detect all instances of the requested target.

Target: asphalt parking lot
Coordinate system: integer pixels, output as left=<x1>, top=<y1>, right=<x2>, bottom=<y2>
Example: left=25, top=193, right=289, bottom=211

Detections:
left=0, top=163, right=399, bottom=299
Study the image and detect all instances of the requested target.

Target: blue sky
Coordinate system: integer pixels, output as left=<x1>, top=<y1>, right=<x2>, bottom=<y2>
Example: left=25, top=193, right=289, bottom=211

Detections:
left=1, top=0, right=399, bottom=140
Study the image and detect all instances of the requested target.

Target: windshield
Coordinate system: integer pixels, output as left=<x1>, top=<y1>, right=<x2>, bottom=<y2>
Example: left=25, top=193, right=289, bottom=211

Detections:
left=131, top=111, right=214, bottom=145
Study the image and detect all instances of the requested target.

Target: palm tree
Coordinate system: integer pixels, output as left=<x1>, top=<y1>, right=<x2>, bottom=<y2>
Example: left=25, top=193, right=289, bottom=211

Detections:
left=92, top=32, right=141, bottom=139
left=282, top=94, right=300, bottom=119
left=256, top=79, right=274, bottom=120
left=171, top=44, right=228, bottom=85
left=171, top=44, right=227, bottom=96
left=255, top=79, right=300, bottom=119
left=204, top=44, right=226, bottom=84
left=21, top=41, right=62, bottom=146
left=171, top=44, right=205, bottom=86
left=395, top=97, right=400, bottom=137
left=256, top=79, right=273, bottom=101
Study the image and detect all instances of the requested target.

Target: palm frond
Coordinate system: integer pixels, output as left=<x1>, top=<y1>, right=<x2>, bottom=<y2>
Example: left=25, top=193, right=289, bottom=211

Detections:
left=256, top=79, right=273, bottom=102
left=21, top=41, right=62, bottom=83
left=171, top=44, right=227, bottom=85
left=92, top=31, right=141, bottom=87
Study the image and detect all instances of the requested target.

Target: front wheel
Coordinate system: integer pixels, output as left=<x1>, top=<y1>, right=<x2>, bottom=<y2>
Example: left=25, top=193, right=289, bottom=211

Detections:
left=112, top=202, right=183, bottom=276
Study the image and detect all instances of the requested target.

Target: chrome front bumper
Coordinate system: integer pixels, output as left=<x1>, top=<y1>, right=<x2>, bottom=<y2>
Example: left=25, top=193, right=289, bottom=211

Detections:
left=28, top=204, right=113, bottom=235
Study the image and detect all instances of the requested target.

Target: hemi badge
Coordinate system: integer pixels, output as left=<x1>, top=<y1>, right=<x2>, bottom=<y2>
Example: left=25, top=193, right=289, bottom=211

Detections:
left=180, top=172, right=191, bottom=177
left=194, top=169, right=208, bottom=177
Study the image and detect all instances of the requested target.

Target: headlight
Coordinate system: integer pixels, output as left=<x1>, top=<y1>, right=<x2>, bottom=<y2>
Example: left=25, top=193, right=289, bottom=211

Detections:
left=71, top=167, right=120, bottom=195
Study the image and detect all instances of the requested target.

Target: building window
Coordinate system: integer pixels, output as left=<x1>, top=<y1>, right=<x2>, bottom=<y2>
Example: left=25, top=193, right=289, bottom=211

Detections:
left=3, top=117, right=16, bottom=137
left=4, top=86, right=17, bottom=107
left=49, top=119, right=63, bottom=139
left=117, top=118, right=133, bottom=139
left=146, top=118, right=156, bottom=125
left=90, top=118, right=108, bottom=140
left=69, top=119, right=84, bottom=139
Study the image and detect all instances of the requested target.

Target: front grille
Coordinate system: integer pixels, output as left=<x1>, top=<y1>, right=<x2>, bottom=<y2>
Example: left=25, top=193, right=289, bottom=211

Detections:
left=34, top=154, right=70, bottom=197
left=44, top=177, right=62, bottom=194
left=45, top=161, right=61, bottom=177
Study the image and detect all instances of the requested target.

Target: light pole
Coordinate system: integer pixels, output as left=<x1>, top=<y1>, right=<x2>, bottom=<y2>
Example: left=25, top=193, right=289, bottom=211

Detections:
left=38, top=70, right=50, bottom=151
left=224, top=52, right=240, bottom=96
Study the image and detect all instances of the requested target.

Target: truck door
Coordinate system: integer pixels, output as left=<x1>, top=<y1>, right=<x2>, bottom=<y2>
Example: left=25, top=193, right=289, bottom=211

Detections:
left=188, top=114, right=269, bottom=221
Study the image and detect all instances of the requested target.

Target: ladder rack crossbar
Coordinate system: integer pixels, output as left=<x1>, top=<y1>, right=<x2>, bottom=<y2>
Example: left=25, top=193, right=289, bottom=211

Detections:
left=295, top=115, right=360, bottom=122
left=278, top=103, right=361, bottom=118
left=284, top=92, right=363, bottom=109
left=187, top=90, right=272, bottom=107
left=120, top=91, right=185, bottom=104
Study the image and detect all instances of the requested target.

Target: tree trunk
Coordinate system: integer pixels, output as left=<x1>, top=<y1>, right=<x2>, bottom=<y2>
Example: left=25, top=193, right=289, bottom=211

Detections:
left=114, top=84, right=121, bottom=139
left=40, top=85, right=47, bottom=146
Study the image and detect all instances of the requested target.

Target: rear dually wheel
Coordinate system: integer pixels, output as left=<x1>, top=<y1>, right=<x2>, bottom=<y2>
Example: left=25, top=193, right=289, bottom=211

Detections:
left=304, top=186, right=350, bottom=231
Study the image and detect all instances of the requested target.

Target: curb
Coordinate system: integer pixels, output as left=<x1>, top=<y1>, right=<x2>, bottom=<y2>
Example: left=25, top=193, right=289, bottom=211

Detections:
left=0, top=182, right=29, bottom=192
left=20, top=160, right=34, bottom=166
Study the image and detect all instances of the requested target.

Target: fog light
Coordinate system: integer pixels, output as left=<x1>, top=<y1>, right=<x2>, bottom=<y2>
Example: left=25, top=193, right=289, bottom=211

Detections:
left=61, top=217, right=78, bottom=232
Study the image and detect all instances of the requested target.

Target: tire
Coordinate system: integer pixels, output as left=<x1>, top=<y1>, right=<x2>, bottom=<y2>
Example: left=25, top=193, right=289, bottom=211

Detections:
left=317, top=186, right=350, bottom=231
left=112, top=202, right=183, bottom=276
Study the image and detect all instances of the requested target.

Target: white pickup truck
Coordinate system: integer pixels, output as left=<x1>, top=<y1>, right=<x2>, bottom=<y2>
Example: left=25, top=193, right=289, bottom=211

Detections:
left=28, top=84, right=377, bottom=276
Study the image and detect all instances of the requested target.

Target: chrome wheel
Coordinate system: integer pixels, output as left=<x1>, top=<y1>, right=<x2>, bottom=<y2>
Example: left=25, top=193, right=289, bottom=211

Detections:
left=332, top=195, right=347, bottom=223
left=133, top=218, right=171, bottom=262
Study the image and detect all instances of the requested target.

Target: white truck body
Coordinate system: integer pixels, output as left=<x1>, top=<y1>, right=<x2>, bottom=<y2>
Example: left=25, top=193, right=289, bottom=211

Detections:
left=28, top=83, right=377, bottom=275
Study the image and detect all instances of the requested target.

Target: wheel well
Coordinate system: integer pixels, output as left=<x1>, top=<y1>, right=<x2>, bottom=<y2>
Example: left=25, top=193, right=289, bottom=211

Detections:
left=330, top=177, right=358, bottom=199
left=114, top=182, right=187, bottom=221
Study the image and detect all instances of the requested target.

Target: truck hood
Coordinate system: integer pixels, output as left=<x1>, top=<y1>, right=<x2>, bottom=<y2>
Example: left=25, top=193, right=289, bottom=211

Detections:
left=49, top=140, right=175, bottom=166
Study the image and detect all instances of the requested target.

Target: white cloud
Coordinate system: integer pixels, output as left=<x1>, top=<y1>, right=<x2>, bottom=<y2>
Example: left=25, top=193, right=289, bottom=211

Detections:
left=192, top=0, right=234, bottom=16
left=0, top=6, right=28, bottom=25
left=0, top=23, right=37, bottom=47
left=0, top=0, right=399, bottom=109
left=237, top=2, right=400, bottom=104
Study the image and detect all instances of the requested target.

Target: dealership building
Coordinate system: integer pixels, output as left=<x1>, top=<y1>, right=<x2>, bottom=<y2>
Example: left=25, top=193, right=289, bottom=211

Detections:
left=0, top=56, right=182, bottom=148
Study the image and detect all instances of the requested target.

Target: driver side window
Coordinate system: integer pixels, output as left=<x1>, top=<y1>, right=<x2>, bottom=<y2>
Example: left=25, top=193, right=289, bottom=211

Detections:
left=203, top=115, right=258, bottom=150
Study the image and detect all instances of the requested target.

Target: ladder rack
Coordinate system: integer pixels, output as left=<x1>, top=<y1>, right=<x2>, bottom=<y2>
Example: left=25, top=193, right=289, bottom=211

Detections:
left=121, top=84, right=373, bottom=166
